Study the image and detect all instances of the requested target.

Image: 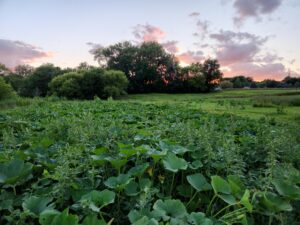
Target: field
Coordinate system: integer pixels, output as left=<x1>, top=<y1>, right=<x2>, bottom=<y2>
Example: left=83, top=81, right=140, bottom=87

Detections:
left=0, top=89, right=300, bottom=225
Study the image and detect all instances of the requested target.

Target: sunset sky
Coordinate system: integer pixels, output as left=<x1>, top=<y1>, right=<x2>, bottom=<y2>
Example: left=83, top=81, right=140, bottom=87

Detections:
left=1, top=0, right=300, bottom=80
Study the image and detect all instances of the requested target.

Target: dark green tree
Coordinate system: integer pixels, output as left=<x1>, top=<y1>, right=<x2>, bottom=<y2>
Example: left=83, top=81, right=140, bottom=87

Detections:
left=201, top=59, right=223, bottom=91
left=20, top=64, right=62, bottom=97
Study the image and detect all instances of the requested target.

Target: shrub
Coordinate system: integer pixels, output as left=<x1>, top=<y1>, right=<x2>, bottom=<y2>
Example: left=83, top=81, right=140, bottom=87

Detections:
left=48, top=69, right=128, bottom=99
left=49, top=72, right=83, bottom=99
left=220, top=80, right=233, bottom=89
left=102, top=70, right=128, bottom=99
left=0, top=77, right=16, bottom=100
left=20, top=64, right=62, bottom=97
left=80, top=68, right=105, bottom=99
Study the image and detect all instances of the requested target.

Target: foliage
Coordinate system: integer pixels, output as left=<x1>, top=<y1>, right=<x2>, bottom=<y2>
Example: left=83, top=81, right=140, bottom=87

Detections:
left=0, top=99, right=299, bottom=224
left=48, top=68, right=128, bottom=99
left=0, top=77, right=16, bottom=100
left=19, top=64, right=63, bottom=97
left=91, top=41, right=223, bottom=93
left=49, top=72, right=84, bottom=99
left=220, top=80, right=233, bottom=89
left=102, top=70, right=129, bottom=99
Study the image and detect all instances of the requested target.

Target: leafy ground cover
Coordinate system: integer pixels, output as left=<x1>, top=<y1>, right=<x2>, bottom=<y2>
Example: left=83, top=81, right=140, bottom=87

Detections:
left=0, top=93, right=300, bottom=224
left=125, top=89, right=300, bottom=123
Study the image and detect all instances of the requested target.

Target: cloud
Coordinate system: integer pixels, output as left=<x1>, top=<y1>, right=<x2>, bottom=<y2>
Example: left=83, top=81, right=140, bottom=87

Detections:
left=210, top=30, right=268, bottom=66
left=161, top=41, right=180, bottom=54
left=289, top=59, right=296, bottom=64
left=210, top=30, right=288, bottom=80
left=226, top=62, right=287, bottom=80
left=176, top=51, right=205, bottom=64
left=0, top=39, right=50, bottom=68
left=233, top=0, right=283, bottom=25
left=133, top=24, right=166, bottom=42
left=194, top=19, right=210, bottom=40
left=189, top=12, right=200, bottom=17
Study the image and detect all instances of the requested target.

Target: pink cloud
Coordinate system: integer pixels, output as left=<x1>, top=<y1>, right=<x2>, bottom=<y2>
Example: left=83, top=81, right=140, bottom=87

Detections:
left=0, top=39, right=51, bottom=68
left=176, top=51, right=204, bottom=64
left=224, top=62, right=287, bottom=81
left=161, top=41, right=180, bottom=54
left=133, top=24, right=166, bottom=42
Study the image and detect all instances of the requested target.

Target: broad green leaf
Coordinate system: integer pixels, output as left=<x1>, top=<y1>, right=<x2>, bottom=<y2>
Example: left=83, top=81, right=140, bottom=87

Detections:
left=106, top=158, right=127, bottom=171
left=228, top=175, right=244, bottom=198
left=22, top=196, right=54, bottom=216
left=131, top=216, right=149, bottom=225
left=125, top=180, right=139, bottom=196
left=187, top=212, right=213, bottom=225
left=189, top=160, right=203, bottom=170
left=153, top=199, right=187, bottom=220
left=218, top=194, right=236, bottom=205
left=240, top=189, right=253, bottom=212
left=39, top=208, right=79, bottom=225
left=128, top=163, right=149, bottom=177
left=0, top=158, right=33, bottom=186
left=211, top=176, right=231, bottom=195
left=272, top=179, right=300, bottom=200
left=79, top=189, right=115, bottom=212
left=162, top=153, right=188, bottom=173
left=159, top=141, right=189, bottom=155
left=104, top=174, right=132, bottom=191
left=82, top=215, right=107, bottom=225
left=187, top=173, right=211, bottom=192
left=260, top=192, right=293, bottom=213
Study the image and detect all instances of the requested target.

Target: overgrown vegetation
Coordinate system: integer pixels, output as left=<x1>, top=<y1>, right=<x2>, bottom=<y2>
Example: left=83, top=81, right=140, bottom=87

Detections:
left=0, top=77, right=16, bottom=100
left=0, top=100, right=299, bottom=224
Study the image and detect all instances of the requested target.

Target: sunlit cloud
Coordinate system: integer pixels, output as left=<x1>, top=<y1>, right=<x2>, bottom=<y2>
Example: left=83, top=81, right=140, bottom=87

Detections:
left=133, top=24, right=166, bottom=42
left=0, top=39, right=51, bottom=68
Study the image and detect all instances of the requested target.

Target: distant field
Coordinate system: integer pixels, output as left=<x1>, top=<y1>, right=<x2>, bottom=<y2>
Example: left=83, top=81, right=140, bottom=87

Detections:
left=125, top=89, right=300, bottom=123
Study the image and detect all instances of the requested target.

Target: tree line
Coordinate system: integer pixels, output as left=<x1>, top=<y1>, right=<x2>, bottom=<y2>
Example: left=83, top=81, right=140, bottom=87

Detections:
left=1, top=41, right=299, bottom=100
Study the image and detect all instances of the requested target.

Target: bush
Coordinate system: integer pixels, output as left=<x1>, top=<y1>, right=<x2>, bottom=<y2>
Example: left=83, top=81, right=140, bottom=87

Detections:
left=80, top=68, right=105, bottom=99
left=48, top=69, right=128, bottom=99
left=220, top=80, right=233, bottom=89
left=102, top=70, right=128, bottom=99
left=20, top=64, right=62, bottom=97
left=49, top=72, right=83, bottom=99
left=0, top=77, right=16, bottom=100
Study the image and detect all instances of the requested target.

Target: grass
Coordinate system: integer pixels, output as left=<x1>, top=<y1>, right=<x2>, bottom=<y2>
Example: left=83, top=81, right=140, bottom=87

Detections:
left=1, top=88, right=300, bottom=124
left=124, top=89, right=300, bottom=123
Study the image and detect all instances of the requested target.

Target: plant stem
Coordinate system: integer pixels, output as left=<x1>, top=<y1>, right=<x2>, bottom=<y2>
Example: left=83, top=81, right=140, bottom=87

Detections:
left=268, top=216, right=273, bottom=225
left=206, top=194, right=217, bottom=215
left=169, top=173, right=175, bottom=196
left=214, top=203, right=236, bottom=218
left=186, top=191, right=198, bottom=208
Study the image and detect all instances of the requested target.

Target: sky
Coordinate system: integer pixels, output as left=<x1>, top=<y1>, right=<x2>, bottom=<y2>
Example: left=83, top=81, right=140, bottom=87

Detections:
left=0, top=0, right=300, bottom=80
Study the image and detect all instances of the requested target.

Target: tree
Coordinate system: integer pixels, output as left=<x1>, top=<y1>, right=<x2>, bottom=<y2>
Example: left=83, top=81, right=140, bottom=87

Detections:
left=49, top=72, right=83, bottom=99
left=0, top=63, right=10, bottom=76
left=80, top=68, right=105, bottom=99
left=0, top=77, right=15, bottom=100
left=102, top=70, right=129, bottom=98
left=20, top=64, right=62, bottom=97
left=3, top=74, right=24, bottom=93
left=220, top=80, right=233, bottom=89
left=201, top=59, right=223, bottom=91
left=14, top=65, right=34, bottom=77
left=91, top=41, right=178, bottom=93
left=48, top=68, right=128, bottom=99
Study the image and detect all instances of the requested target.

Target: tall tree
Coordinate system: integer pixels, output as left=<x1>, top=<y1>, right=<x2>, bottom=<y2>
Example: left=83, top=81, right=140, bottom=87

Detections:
left=14, top=65, right=34, bottom=77
left=201, top=59, right=223, bottom=91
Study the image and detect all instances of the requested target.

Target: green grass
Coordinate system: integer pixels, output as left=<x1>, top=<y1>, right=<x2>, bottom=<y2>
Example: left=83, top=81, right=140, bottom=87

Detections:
left=124, top=89, right=300, bottom=123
